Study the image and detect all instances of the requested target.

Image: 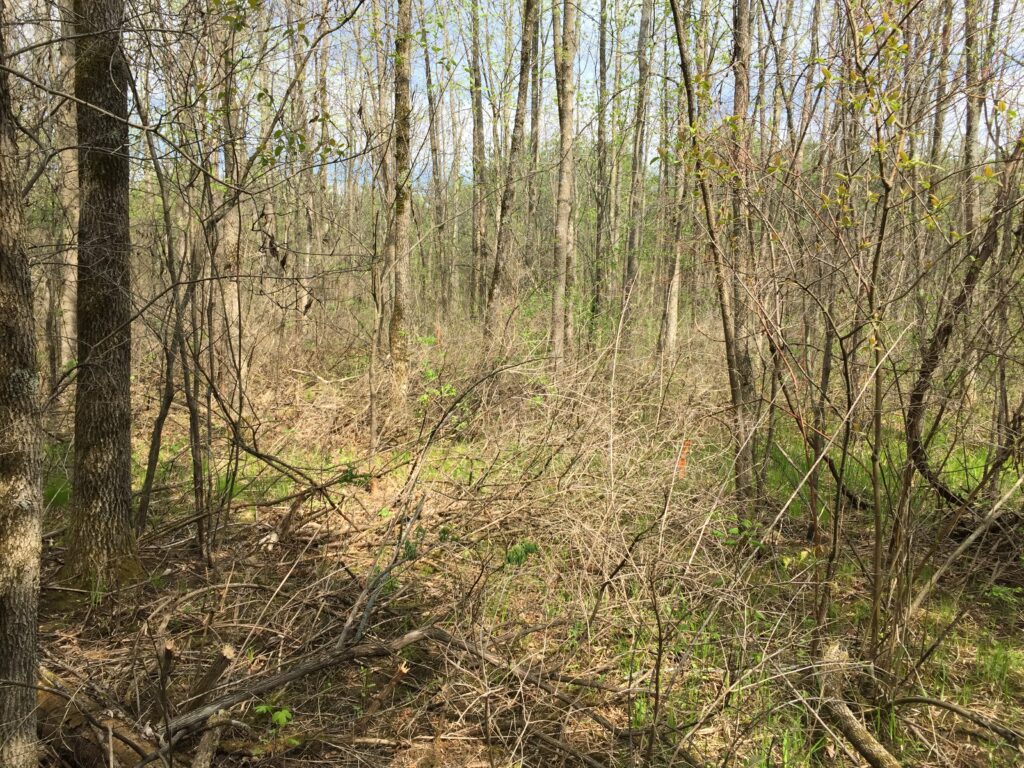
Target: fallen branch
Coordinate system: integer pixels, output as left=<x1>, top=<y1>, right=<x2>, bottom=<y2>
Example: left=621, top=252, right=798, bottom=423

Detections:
left=37, top=667, right=159, bottom=768
left=891, top=696, right=1023, bottom=746
left=426, top=626, right=624, bottom=735
left=820, top=697, right=901, bottom=768
left=190, top=712, right=229, bottom=768
left=817, top=645, right=901, bottom=768
left=907, top=472, right=1024, bottom=618
left=137, top=626, right=435, bottom=765
left=184, top=644, right=235, bottom=712
left=135, top=622, right=690, bottom=767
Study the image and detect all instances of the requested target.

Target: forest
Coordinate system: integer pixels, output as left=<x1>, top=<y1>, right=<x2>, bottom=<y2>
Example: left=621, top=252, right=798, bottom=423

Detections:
left=1, top=0, right=1024, bottom=764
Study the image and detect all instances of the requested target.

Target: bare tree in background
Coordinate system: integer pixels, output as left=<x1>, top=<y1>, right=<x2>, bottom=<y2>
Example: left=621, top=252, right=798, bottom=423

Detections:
left=549, top=0, right=576, bottom=371
left=484, top=0, right=537, bottom=339
left=390, top=0, right=413, bottom=400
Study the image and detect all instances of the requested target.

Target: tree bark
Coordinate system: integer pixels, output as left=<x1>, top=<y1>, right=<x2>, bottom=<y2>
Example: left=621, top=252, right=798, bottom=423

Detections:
left=658, top=86, right=687, bottom=360
left=668, top=0, right=754, bottom=504
left=621, top=0, right=653, bottom=332
left=389, top=0, right=412, bottom=402
left=526, top=5, right=542, bottom=272
left=550, top=0, right=576, bottom=372
left=589, top=0, right=609, bottom=345
left=0, top=4, right=43, bottom=764
left=963, top=0, right=980, bottom=241
left=470, top=0, right=490, bottom=316
left=66, top=0, right=138, bottom=588
left=421, top=19, right=450, bottom=312
left=52, top=3, right=78, bottom=383
left=729, top=0, right=756, bottom=501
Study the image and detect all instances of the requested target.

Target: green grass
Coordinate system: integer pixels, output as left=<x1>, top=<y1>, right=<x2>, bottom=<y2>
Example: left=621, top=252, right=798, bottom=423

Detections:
left=44, top=474, right=71, bottom=510
left=974, top=635, right=1024, bottom=695
left=43, top=441, right=71, bottom=510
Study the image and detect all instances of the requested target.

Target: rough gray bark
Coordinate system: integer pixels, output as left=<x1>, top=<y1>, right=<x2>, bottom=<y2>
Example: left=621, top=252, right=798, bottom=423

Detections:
left=389, top=0, right=412, bottom=401
left=524, top=7, right=545, bottom=278
left=0, top=0, right=43, bottom=762
left=963, top=0, right=980, bottom=240
left=52, top=3, right=78, bottom=383
left=421, top=19, right=450, bottom=311
left=658, top=86, right=687, bottom=360
left=66, top=0, right=138, bottom=587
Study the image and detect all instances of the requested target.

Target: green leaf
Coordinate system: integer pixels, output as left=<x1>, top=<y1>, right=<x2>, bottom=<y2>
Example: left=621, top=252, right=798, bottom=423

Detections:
left=271, top=708, right=293, bottom=728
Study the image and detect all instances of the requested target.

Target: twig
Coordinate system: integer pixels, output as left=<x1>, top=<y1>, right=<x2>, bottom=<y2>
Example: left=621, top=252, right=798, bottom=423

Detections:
left=891, top=696, right=1023, bottom=746
left=138, top=627, right=436, bottom=765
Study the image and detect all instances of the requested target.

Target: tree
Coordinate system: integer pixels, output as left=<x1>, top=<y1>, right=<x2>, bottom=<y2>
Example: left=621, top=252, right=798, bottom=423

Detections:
left=65, top=0, right=138, bottom=587
left=48, top=2, right=77, bottom=388
left=589, top=0, right=609, bottom=344
left=484, top=0, right=537, bottom=338
left=549, top=0, right=576, bottom=371
left=658, top=84, right=687, bottom=361
left=389, top=0, right=412, bottom=401
left=421, top=13, right=451, bottom=312
left=470, top=0, right=489, bottom=316
left=728, top=0, right=756, bottom=501
left=621, top=0, right=653, bottom=333
left=668, top=0, right=752, bottom=503
left=0, top=0, right=43, bottom=762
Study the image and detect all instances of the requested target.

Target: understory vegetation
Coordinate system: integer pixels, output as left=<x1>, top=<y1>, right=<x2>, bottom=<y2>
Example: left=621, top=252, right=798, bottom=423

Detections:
left=1, top=0, right=1024, bottom=765
left=33, top=318, right=1024, bottom=766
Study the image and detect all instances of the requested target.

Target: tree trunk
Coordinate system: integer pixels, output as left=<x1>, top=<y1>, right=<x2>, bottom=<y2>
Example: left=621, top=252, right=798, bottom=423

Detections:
left=589, top=0, right=609, bottom=345
left=389, top=0, right=412, bottom=402
left=963, top=0, right=980, bottom=241
left=668, top=0, right=753, bottom=505
left=470, top=0, right=490, bottom=316
left=658, top=86, right=687, bottom=360
left=729, top=0, right=756, bottom=502
left=66, top=0, right=138, bottom=588
left=0, top=2, right=43, bottom=761
left=55, top=3, right=77, bottom=381
left=484, top=0, right=537, bottom=338
left=621, top=0, right=653, bottom=332
left=526, top=5, right=541, bottom=272
left=550, top=0, right=576, bottom=372
left=421, top=20, right=450, bottom=313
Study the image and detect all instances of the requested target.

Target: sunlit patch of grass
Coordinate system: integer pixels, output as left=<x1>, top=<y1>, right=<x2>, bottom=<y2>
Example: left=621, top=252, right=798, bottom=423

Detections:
left=973, top=635, right=1024, bottom=696
left=44, top=474, right=71, bottom=510
left=739, top=709, right=824, bottom=767
left=43, top=441, right=72, bottom=511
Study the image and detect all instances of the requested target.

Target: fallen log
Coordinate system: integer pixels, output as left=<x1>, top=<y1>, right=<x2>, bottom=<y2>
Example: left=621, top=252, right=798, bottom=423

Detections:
left=37, top=666, right=164, bottom=768
left=190, top=712, right=229, bottom=768
left=818, top=644, right=901, bottom=768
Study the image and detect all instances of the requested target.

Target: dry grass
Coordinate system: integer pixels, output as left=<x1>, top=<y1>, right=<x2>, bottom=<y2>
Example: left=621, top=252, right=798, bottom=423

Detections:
left=36, top=313, right=1024, bottom=767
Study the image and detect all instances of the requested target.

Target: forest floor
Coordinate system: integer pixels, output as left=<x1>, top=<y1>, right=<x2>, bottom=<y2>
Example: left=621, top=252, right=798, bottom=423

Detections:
left=35, top=318, right=1024, bottom=767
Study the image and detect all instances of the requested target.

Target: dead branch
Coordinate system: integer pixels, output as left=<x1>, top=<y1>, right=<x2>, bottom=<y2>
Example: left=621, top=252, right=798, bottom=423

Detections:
left=891, top=696, right=1023, bottom=746
left=138, top=626, right=435, bottom=764
left=184, top=644, right=235, bottom=712
left=37, top=667, right=161, bottom=768
left=817, top=645, right=901, bottom=768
